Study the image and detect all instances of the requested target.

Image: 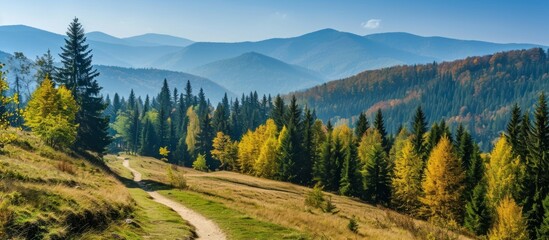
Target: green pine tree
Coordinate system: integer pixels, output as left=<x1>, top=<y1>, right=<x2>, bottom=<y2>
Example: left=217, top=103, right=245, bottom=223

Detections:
left=374, top=109, right=388, bottom=152
left=339, top=135, right=362, bottom=197
left=411, top=106, right=427, bottom=157
left=464, top=183, right=491, bottom=236
left=538, top=194, right=549, bottom=239
left=361, top=129, right=391, bottom=205
left=270, top=95, right=286, bottom=130
left=55, top=18, right=110, bottom=155
left=506, top=104, right=526, bottom=161
left=355, top=112, right=369, bottom=138
left=524, top=93, right=549, bottom=237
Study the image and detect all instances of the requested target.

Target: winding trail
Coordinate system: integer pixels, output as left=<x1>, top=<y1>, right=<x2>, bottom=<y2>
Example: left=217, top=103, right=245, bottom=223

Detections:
left=121, top=157, right=226, bottom=240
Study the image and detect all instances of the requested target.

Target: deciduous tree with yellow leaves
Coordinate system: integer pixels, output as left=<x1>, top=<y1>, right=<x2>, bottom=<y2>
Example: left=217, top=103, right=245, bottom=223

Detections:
left=421, top=136, right=465, bottom=222
left=488, top=196, right=528, bottom=240
left=211, top=131, right=238, bottom=171
left=485, top=136, right=524, bottom=208
left=0, top=64, right=16, bottom=149
left=254, top=119, right=279, bottom=178
left=392, top=140, right=423, bottom=214
left=23, top=76, right=78, bottom=148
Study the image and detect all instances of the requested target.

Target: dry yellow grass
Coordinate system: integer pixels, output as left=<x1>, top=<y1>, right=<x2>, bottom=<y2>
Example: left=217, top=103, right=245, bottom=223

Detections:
left=111, top=154, right=473, bottom=240
left=0, top=129, right=135, bottom=239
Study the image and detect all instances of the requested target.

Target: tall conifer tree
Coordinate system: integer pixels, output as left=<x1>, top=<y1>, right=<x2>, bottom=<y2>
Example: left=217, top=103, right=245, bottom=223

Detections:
left=55, top=18, right=110, bottom=155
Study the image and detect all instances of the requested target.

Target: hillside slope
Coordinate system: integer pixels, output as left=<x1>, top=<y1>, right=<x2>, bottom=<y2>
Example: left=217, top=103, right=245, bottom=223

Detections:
left=107, top=154, right=471, bottom=240
left=190, top=52, right=325, bottom=95
left=292, top=48, right=549, bottom=149
left=0, top=129, right=194, bottom=239
left=0, top=129, right=133, bottom=239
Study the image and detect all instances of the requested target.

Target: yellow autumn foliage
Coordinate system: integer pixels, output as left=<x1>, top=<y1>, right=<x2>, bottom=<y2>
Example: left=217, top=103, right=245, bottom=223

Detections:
left=23, top=76, right=78, bottom=148
left=211, top=131, right=238, bottom=171
left=488, top=196, right=528, bottom=240
left=392, top=140, right=423, bottom=214
left=485, top=136, right=524, bottom=208
left=421, top=136, right=465, bottom=222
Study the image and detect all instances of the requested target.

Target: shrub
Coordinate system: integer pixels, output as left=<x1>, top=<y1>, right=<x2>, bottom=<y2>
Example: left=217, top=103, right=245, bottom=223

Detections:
left=348, top=216, right=359, bottom=234
left=323, top=196, right=338, bottom=214
left=305, top=184, right=325, bottom=209
left=192, top=154, right=208, bottom=172
left=167, top=166, right=187, bottom=189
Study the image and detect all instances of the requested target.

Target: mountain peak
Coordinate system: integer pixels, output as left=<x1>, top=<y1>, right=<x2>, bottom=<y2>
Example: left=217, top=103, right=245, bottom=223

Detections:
left=239, top=51, right=268, bottom=58
left=124, top=33, right=193, bottom=47
left=306, top=28, right=341, bottom=36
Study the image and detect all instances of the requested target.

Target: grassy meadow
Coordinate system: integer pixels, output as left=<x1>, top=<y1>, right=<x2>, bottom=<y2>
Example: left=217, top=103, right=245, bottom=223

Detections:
left=107, top=154, right=472, bottom=240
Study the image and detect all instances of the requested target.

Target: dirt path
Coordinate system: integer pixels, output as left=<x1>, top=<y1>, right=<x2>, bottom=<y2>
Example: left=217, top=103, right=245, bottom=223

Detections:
left=121, top=158, right=226, bottom=240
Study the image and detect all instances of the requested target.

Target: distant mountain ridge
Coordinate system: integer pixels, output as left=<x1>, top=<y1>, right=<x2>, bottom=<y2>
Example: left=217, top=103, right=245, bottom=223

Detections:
left=365, top=32, right=542, bottom=61
left=0, top=25, right=189, bottom=67
left=189, top=52, right=325, bottom=95
left=0, top=24, right=546, bottom=97
left=154, top=28, right=436, bottom=79
left=95, top=65, right=233, bottom=102
left=291, top=48, right=549, bottom=150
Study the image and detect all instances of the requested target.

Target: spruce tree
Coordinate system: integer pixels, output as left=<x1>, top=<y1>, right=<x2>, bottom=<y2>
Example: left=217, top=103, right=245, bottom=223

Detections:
left=464, top=183, right=491, bottom=236
left=374, top=109, right=388, bottom=152
left=301, top=107, right=315, bottom=185
left=270, top=95, right=286, bottom=129
left=411, top=106, right=427, bottom=157
left=329, top=132, right=346, bottom=192
left=184, top=80, right=193, bottom=107
left=142, top=95, right=150, bottom=118
left=230, top=98, right=242, bottom=139
left=538, top=194, right=549, bottom=239
left=140, top=119, right=157, bottom=157
left=363, top=138, right=391, bottom=205
left=127, top=89, right=136, bottom=111
left=281, top=96, right=303, bottom=183
left=55, top=18, right=110, bottom=155
left=197, top=88, right=208, bottom=120
left=355, top=112, right=369, bottom=138
left=127, top=104, right=140, bottom=154
left=156, top=79, right=171, bottom=148
left=524, top=93, right=549, bottom=237
left=277, top=126, right=296, bottom=182
left=196, top=113, right=216, bottom=170
left=339, top=134, right=362, bottom=197
left=315, top=121, right=333, bottom=187
left=506, top=104, right=525, bottom=160
left=212, top=102, right=229, bottom=134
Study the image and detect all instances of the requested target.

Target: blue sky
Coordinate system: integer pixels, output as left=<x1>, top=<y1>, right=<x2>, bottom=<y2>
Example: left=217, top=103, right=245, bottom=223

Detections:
left=1, top=0, right=548, bottom=44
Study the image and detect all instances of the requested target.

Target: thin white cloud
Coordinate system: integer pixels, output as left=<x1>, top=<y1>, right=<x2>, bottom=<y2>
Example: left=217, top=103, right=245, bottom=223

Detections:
left=361, top=19, right=381, bottom=29
left=273, top=12, right=287, bottom=20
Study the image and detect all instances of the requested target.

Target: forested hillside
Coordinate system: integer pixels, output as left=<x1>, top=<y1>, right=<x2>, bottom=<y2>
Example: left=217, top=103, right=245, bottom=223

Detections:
left=292, top=48, right=549, bottom=149
left=107, top=74, right=549, bottom=239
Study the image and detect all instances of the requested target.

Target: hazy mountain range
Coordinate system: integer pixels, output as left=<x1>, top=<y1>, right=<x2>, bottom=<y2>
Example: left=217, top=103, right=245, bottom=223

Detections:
left=189, top=52, right=324, bottom=95
left=94, top=66, right=233, bottom=101
left=0, top=24, right=545, bottom=99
